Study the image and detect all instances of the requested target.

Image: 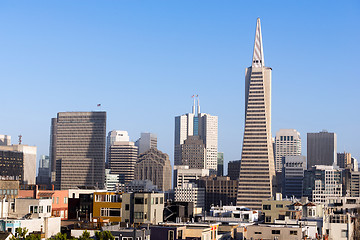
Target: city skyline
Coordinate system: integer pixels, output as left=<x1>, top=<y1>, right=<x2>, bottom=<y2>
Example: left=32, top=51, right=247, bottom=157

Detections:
left=0, top=1, right=359, bottom=171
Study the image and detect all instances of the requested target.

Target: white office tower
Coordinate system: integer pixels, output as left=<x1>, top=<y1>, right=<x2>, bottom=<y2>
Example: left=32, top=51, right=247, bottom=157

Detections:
left=175, top=183, right=205, bottom=209
left=107, top=130, right=130, bottom=163
left=237, top=18, right=276, bottom=210
left=275, top=129, right=302, bottom=172
left=174, top=96, right=218, bottom=173
left=105, top=169, right=120, bottom=191
left=135, top=132, right=157, bottom=155
left=173, top=165, right=210, bottom=188
left=107, top=130, right=138, bottom=184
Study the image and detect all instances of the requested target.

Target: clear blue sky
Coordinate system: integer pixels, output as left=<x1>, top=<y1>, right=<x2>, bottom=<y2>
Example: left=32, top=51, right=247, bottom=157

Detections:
left=1, top=1, right=359, bottom=173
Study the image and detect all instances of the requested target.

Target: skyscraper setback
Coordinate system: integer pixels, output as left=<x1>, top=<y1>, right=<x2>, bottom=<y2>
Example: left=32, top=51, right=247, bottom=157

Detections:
left=174, top=97, right=218, bottom=172
left=274, top=129, right=302, bottom=172
left=236, top=18, right=276, bottom=210
left=50, top=112, right=106, bottom=190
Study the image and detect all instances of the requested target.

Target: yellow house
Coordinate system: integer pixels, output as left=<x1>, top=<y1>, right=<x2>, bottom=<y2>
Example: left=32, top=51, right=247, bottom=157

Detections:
left=93, top=192, right=122, bottom=222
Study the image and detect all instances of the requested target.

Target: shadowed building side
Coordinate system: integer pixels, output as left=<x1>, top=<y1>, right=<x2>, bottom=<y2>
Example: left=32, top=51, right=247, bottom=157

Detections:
left=51, top=112, right=106, bottom=190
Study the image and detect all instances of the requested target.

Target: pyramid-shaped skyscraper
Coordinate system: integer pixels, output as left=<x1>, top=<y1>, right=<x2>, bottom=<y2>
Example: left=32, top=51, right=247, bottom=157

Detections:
left=236, top=18, right=276, bottom=210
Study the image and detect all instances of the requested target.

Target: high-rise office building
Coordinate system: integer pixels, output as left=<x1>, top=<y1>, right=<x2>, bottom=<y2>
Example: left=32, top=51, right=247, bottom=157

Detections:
left=174, top=97, right=218, bottom=172
left=0, top=144, right=37, bottom=184
left=36, top=155, right=51, bottom=186
left=217, top=152, right=224, bottom=176
left=108, top=131, right=138, bottom=184
left=227, top=160, right=241, bottom=180
left=181, top=136, right=206, bottom=169
left=274, top=129, right=302, bottom=173
left=337, top=152, right=352, bottom=169
left=173, top=165, right=209, bottom=188
left=303, top=165, right=342, bottom=203
left=282, top=155, right=306, bottom=199
left=50, top=112, right=106, bottom=190
left=197, top=176, right=238, bottom=211
left=106, top=130, right=130, bottom=163
left=134, top=148, right=172, bottom=191
left=307, top=131, right=337, bottom=168
left=236, top=18, right=276, bottom=210
left=135, top=133, right=157, bottom=155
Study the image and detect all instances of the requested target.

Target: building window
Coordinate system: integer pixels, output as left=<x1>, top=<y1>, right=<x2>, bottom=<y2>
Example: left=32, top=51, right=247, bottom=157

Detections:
left=276, top=204, right=283, bottom=208
left=272, top=230, right=280, bottom=234
left=134, top=212, right=144, bottom=219
left=47, top=205, right=51, bottom=213
left=64, top=197, right=68, bottom=204
left=101, top=208, right=121, bottom=217
left=125, top=204, right=130, bottom=211
left=168, top=230, right=174, bottom=240
left=265, top=216, right=271, bottom=222
left=135, top=198, right=144, bottom=204
left=263, top=205, right=271, bottom=210
left=56, top=197, right=59, bottom=204
left=39, top=206, right=43, bottom=213
left=34, top=206, right=38, bottom=213
left=254, top=232, right=262, bottom=234
left=160, top=197, right=163, bottom=204
left=290, top=230, right=297, bottom=235
left=341, top=230, right=348, bottom=238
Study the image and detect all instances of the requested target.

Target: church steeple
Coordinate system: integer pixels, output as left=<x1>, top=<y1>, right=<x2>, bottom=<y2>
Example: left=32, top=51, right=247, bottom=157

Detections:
left=252, top=18, right=265, bottom=68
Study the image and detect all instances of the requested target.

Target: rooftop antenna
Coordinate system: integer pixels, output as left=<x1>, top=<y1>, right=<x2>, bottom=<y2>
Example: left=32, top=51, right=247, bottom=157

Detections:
left=191, top=95, right=196, bottom=114
left=196, top=95, right=200, bottom=115
left=18, top=135, right=22, bottom=145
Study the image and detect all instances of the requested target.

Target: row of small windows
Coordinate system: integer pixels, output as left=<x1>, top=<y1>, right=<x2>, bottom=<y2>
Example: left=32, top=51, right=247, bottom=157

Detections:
left=0, top=189, right=18, bottom=195
left=238, top=191, right=271, bottom=195
left=278, top=136, right=294, bottom=141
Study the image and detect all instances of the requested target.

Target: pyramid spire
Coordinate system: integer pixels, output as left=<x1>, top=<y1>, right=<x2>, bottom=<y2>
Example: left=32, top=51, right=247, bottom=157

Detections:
left=252, top=18, right=264, bottom=68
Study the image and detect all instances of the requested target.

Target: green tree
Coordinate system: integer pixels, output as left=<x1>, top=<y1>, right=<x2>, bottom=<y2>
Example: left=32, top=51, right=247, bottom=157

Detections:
left=53, top=233, right=69, bottom=240
left=10, top=228, right=40, bottom=240
left=94, top=231, right=114, bottom=240
left=78, top=230, right=91, bottom=240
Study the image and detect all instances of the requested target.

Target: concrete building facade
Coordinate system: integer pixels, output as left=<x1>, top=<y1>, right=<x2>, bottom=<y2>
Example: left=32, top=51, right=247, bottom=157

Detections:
left=135, top=132, right=157, bottom=155
left=181, top=136, right=206, bottom=169
left=50, top=112, right=106, bottom=190
left=227, top=160, right=241, bottom=180
left=237, top=18, right=276, bottom=210
left=0, top=144, right=37, bottom=185
left=108, top=138, right=138, bottom=184
left=175, top=183, right=205, bottom=209
left=174, top=97, right=218, bottom=173
left=197, top=176, right=238, bottom=211
left=282, top=155, right=306, bottom=199
left=303, top=165, right=342, bottom=203
left=275, top=129, right=301, bottom=173
left=307, top=131, right=337, bottom=168
left=173, top=165, right=209, bottom=188
left=122, top=192, right=164, bottom=225
left=337, top=152, right=352, bottom=169
left=134, top=148, right=172, bottom=191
